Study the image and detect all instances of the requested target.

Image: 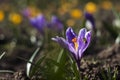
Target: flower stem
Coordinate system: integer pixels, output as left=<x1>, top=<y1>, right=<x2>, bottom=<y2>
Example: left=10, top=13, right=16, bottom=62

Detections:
left=76, top=60, right=81, bottom=72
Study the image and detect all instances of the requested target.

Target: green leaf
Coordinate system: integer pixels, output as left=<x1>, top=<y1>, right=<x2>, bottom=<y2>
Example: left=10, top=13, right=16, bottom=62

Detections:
left=112, top=67, right=118, bottom=80
left=26, top=47, right=40, bottom=77
left=0, top=70, right=14, bottom=73
left=30, top=56, right=46, bottom=77
left=44, top=49, right=67, bottom=80
left=46, top=58, right=61, bottom=67
left=69, top=55, right=80, bottom=80
left=107, top=66, right=112, bottom=80
left=53, top=49, right=67, bottom=80
left=54, top=49, right=64, bottom=73
left=0, top=52, right=6, bottom=60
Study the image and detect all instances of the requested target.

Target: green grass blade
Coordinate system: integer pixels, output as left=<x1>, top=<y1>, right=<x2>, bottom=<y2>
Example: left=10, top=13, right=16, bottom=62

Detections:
left=0, top=70, right=14, bottom=73
left=101, top=69, right=107, bottom=80
left=54, top=49, right=64, bottom=73
left=112, top=67, right=118, bottom=80
left=0, top=52, right=6, bottom=60
left=30, top=56, right=46, bottom=77
left=26, top=47, right=40, bottom=77
left=45, top=49, right=66, bottom=80
left=69, top=56, right=80, bottom=80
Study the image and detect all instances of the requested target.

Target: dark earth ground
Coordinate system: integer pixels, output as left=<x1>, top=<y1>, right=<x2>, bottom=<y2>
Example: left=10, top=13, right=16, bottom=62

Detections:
left=0, top=44, right=119, bottom=80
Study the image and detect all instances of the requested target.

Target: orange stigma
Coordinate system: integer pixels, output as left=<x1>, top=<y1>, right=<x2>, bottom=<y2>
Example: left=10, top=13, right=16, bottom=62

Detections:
left=72, top=38, right=77, bottom=42
left=72, top=38, right=78, bottom=51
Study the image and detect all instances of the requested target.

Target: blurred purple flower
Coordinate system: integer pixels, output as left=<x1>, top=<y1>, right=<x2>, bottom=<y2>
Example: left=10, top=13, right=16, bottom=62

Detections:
left=30, top=14, right=47, bottom=34
left=48, top=16, right=63, bottom=32
left=85, top=12, right=96, bottom=31
left=22, top=8, right=31, bottom=18
left=22, top=8, right=47, bottom=34
left=52, top=27, right=91, bottom=70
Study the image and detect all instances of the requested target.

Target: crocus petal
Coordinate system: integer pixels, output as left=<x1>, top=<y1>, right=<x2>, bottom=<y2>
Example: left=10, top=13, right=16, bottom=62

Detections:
left=30, top=17, right=44, bottom=34
left=78, top=28, right=87, bottom=39
left=85, top=12, right=95, bottom=30
left=77, top=28, right=87, bottom=50
left=29, top=14, right=47, bottom=34
left=79, top=31, right=91, bottom=56
left=52, top=36, right=69, bottom=50
left=30, top=17, right=38, bottom=28
left=69, top=44, right=77, bottom=57
left=36, top=15, right=47, bottom=29
left=77, top=28, right=91, bottom=59
left=82, top=31, right=91, bottom=52
left=78, top=50, right=82, bottom=59
left=52, top=36, right=76, bottom=57
left=66, top=27, right=76, bottom=43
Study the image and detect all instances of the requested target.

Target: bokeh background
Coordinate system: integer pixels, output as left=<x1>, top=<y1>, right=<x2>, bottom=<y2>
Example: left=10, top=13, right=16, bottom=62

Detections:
left=0, top=0, right=120, bottom=79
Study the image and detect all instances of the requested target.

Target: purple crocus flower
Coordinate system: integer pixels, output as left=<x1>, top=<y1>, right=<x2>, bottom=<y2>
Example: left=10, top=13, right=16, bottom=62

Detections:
left=48, top=16, right=63, bottom=32
left=52, top=27, right=91, bottom=71
left=22, top=8, right=47, bottom=34
left=85, top=12, right=96, bottom=32
left=29, top=14, right=47, bottom=34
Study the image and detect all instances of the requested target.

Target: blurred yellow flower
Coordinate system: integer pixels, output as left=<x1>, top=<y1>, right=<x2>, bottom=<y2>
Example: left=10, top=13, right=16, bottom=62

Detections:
left=70, top=9, right=82, bottom=19
left=9, top=13, right=22, bottom=25
left=101, top=1, right=112, bottom=10
left=58, top=3, right=71, bottom=16
left=0, top=10, right=5, bottom=22
left=27, top=6, right=41, bottom=18
left=66, top=19, right=75, bottom=26
left=85, top=2, right=97, bottom=14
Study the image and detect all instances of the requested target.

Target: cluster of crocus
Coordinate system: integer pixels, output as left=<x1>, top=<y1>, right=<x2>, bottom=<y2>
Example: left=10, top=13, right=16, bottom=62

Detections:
left=22, top=8, right=63, bottom=34
left=52, top=27, right=91, bottom=71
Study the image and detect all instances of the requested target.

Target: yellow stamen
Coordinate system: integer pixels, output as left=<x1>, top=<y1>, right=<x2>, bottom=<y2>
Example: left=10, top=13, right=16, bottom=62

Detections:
left=72, top=38, right=78, bottom=51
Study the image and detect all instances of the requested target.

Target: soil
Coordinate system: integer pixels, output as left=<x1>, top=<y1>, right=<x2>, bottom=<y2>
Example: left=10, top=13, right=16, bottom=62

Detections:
left=0, top=44, right=120, bottom=80
left=80, top=44, right=120, bottom=80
